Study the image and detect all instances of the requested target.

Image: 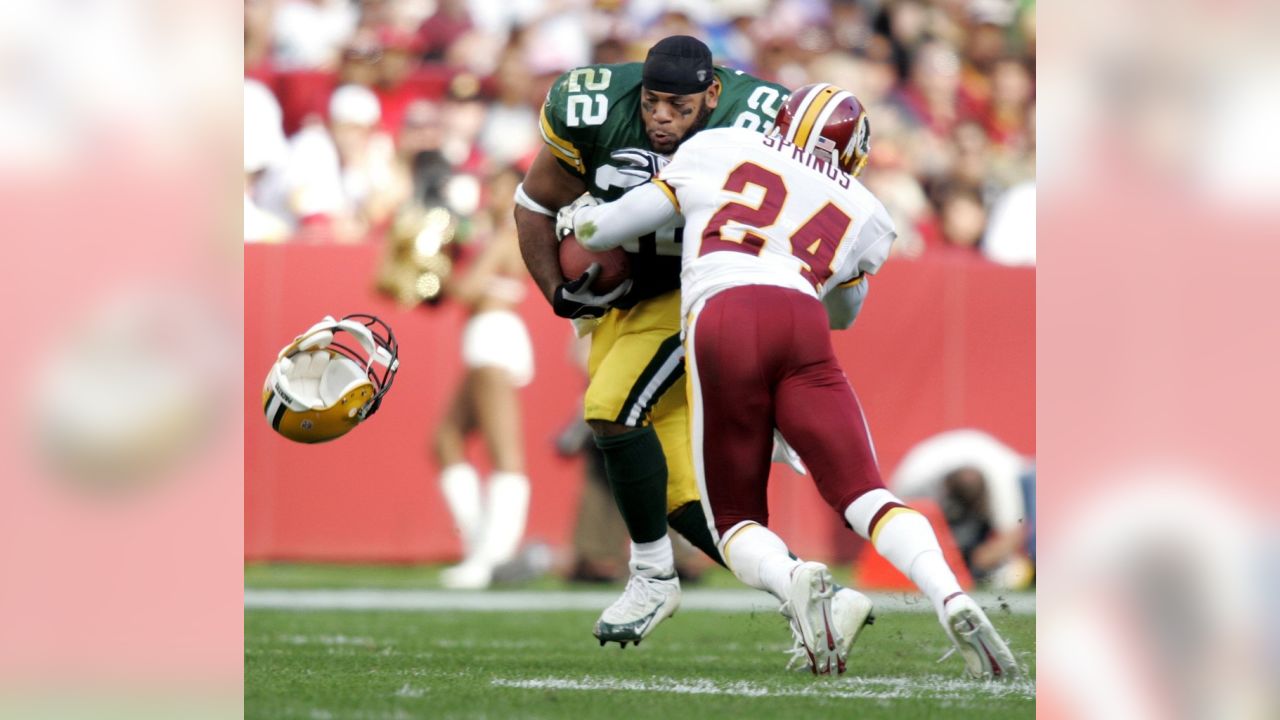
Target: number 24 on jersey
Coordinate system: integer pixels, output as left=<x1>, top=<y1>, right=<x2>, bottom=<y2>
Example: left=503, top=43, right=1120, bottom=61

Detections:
left=700, top=162, right=853, bottom=289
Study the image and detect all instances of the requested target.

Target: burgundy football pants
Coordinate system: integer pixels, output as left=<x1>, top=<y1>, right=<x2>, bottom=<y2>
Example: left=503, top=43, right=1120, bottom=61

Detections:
left=687, top=284, right=885, bottom=539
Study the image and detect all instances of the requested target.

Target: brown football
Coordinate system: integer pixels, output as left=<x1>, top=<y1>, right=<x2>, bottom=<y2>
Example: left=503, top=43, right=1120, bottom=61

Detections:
left=559, top=234, right=631, bottom=293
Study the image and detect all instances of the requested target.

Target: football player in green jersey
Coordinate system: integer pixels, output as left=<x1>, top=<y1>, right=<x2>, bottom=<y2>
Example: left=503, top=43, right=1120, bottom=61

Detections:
left=515, top=36, right=795, bottom=646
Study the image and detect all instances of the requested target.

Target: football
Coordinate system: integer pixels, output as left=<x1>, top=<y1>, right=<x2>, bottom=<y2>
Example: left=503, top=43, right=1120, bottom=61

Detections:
left=559, top=234, right=630, bottom=293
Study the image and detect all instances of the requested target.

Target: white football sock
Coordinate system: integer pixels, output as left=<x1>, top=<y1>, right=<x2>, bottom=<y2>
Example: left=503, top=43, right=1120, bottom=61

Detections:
left=846, top=494, right=962, bottom=619
left=473, top=472, right=530, bottom=566
left=721, top=522, right=798, bottom=602
left=630, top=537, right=675, bottom=577
left=439, top=463, right=482, bottom=557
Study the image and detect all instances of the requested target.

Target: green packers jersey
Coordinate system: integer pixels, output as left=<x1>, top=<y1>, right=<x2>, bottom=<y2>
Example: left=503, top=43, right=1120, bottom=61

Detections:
left=540, top=63, right=789, bottom=305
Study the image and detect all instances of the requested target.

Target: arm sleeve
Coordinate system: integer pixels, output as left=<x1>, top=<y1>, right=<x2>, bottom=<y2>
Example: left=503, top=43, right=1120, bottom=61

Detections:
left=823, top=276, right=868, bottom=330
left=858, top=202, right=898, bottom=276
left=572, top=182, right=681, bottom=251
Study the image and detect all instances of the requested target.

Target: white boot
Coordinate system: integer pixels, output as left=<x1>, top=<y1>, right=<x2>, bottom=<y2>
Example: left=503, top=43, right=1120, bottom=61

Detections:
left=443, top=472, right=529, bottom=590
left=439, top=463, right=482, bottom=557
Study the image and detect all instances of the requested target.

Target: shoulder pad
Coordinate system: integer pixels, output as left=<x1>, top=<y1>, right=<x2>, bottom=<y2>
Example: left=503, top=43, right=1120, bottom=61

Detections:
left=541, top=63, right=642, bottom=175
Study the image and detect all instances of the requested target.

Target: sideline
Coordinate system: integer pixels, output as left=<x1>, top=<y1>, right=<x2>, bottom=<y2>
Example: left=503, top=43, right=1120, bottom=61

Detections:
left=245, top=588, right=1035, bottom=614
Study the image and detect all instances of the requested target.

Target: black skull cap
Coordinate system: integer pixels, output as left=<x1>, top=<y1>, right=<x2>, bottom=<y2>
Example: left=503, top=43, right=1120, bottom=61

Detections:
left=642, top=35, right=714, bottom=95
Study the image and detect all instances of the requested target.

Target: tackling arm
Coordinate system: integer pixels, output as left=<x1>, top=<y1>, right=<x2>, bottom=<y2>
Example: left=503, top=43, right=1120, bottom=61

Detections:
left=571, top=181, right=680, bottom=251
left=514, top=146, right=589, bottom=304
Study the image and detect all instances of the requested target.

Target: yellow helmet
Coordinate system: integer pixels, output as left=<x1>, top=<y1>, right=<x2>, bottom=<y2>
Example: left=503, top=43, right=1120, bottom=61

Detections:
left=262, top=314, right=400, bottom=443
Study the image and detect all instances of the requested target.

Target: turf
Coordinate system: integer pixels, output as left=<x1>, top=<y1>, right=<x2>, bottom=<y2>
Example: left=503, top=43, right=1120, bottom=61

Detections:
left=246, top=585, right=1035, bottom=719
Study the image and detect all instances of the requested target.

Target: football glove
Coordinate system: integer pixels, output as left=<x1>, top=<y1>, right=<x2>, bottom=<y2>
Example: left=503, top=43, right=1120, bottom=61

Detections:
left=553, top=263, right=633, bottom=320
left=556, top=193, right=600, bottom=240
left=609, top=148, right=670, bottom=182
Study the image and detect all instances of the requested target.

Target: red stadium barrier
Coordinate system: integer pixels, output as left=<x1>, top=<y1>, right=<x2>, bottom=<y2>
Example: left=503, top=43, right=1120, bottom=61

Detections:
left=245, top=243, right=1034, bottom=563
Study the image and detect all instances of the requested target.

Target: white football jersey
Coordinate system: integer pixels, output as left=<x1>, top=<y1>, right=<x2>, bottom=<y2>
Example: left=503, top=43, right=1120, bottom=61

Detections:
left=655, top=127, right=897, bottom=319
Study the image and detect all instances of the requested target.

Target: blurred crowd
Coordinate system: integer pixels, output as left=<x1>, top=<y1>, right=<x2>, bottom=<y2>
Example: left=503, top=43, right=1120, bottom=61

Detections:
left=244, top=0, right=1036, bottom=265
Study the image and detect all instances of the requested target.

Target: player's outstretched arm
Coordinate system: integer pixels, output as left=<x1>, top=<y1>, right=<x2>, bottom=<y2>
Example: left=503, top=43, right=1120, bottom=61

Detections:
left=571, top=182, right=679, bottom=252
left=515, top=146, right=588, bottom=304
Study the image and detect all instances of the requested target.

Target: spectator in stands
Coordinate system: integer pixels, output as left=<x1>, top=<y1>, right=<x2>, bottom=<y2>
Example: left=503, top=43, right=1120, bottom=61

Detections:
left=948, top=120, right=993, bottom=191
left=244, top=0, right=275, bottom=79
left=877, top=0, right=930, bottom=81
left=272, top=0, right=358, bottom=71
left=417, top=0, right=474, bottom=61
left=982, top=180, right=1036, bottom=266
left=935, top=183, right=988, bottom=254
left=337, top=29, right=384, bottom=89
left=373, top=26, right=426, bottom=138
left=985, top=56, right=1034, bottom=149
left=891, top=429, right=1035, bottom=589
left=398, top=99, right=454, bottom=209
left=957, top=18, right=1009, bottom=113
left=245, top=0, right=1037, bottom=252
left=475, top=47, right=539, bottom=169
left=244, top=79, right=290, bottom=243
left=283, top=84, right=409, bottom=242
left=894, top=39, right=975, bottom=142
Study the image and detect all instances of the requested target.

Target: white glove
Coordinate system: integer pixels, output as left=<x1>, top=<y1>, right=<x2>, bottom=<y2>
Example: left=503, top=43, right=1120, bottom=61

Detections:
left=772, top=430, right=807, bottom=475
left=555, top=193, right=600, bottom=240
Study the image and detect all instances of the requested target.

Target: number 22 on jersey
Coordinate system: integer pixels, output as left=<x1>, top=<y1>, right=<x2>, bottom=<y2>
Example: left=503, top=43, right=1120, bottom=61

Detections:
left=699, top=162, right=853, bottom=289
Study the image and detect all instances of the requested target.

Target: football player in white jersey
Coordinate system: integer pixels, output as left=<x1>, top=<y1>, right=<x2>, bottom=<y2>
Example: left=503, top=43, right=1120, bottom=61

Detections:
left=565, top=83, right=1020, bottom=678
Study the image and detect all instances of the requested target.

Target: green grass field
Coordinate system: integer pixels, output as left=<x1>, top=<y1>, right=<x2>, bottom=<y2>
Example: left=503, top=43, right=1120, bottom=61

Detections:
left=246, top=565, right=1035, bottom=719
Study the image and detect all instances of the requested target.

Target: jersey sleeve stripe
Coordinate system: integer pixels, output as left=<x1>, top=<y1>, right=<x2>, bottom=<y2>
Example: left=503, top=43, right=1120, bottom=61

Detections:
left=539, top=106, right=585, bottom=173
left=794, top=85, right=840, bottom=148
left=651, top=178, right=681, bottom=212
left=836, top=273, right=865, bottom=289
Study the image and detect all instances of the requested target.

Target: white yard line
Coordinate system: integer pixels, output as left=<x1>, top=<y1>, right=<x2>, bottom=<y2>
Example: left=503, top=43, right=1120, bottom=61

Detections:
left=489, top=674, right=1036, bottom=701
left=245, top=588, right=1034, bottom=615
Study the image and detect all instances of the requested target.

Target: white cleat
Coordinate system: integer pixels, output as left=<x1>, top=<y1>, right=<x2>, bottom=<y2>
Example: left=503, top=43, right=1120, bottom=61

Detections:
left=592, top=566, right=681, bottom=648
left=786, top=586, right=874, bottom=672
left=942, top=593, right=1020, bottom=680
left=780, top=562, right=841, bottom=675
left=832, top=587, right=875, bottom=660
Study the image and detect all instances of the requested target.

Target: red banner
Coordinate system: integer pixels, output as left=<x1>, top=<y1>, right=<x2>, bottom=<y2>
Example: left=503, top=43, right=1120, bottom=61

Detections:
left=245, top=244, right=1033, bottom=562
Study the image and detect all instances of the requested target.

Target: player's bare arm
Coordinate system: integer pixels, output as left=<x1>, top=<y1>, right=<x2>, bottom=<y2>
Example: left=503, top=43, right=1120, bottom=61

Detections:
left=515, top=145, right=588, bottom=303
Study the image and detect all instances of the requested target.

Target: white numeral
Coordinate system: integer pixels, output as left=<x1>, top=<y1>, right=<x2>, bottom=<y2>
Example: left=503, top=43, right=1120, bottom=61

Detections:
left=567, top=94, right=608, bottom=126
left=733, top=112, right=762, bottom=131
left=747, top=86, right=783, bottom=118
left=567, top=68, right=612, bottom=92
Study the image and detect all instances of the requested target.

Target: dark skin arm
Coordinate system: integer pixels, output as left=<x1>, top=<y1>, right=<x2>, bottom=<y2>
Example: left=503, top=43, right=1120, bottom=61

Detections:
left=515, top=145, right=589, bottom=304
